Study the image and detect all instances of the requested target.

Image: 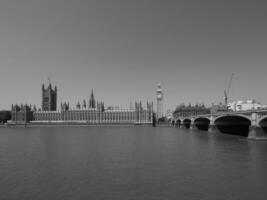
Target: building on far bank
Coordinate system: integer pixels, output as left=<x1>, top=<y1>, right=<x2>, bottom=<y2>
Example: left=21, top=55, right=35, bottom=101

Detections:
left=10, top=101, right=153, bottom=125
left=173, top=103, right=210, bottom=119
left=228, top=100, right=263, bottom=111
left=11, top=104, right=33, bottom=124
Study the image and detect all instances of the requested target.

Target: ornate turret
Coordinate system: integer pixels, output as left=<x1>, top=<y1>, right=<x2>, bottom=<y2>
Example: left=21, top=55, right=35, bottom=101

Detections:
left=96, top=101, right=105, bottom=112
left=83, top=99, right=86, bottom=109
left=61, top=102, right=69, bottom=111
left=76, top=101, right=81, bottom=109
left=101, top=102, right=105, bottom=112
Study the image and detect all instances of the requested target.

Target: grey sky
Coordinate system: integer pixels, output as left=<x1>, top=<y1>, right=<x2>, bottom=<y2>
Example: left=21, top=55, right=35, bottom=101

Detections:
left=0, top=0, right=267, bottom=111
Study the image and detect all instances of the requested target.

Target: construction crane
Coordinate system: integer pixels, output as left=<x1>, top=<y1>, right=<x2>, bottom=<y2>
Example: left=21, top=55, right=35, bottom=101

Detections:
left=224, top=73, right=234, bottom=109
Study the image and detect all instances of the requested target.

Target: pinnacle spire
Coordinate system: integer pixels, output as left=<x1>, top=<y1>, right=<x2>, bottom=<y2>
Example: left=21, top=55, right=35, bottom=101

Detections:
left=89, top=88, right=96, bottom=108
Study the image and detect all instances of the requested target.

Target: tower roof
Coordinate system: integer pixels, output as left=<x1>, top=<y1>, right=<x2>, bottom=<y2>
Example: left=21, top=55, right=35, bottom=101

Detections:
left=90, top=89, right=95, bottom=101
left=90, top=89, right=94, bottom=97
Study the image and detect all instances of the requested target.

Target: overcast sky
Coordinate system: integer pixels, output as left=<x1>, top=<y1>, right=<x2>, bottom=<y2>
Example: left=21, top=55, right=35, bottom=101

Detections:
left=0, top=0, right=267, bottom=111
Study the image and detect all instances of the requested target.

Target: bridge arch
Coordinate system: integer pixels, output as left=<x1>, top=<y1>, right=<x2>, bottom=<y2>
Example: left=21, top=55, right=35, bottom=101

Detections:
left=214, top=114, right=251, bottom=137
left=194, top=117, right=210, bottom=131
left=214, top=113, right=251, bottom=122
left=183, top=118, right=191, bottom=129
left=175, top=119, right=181, bottom=127
left=258, top=116, right=267, bottom=134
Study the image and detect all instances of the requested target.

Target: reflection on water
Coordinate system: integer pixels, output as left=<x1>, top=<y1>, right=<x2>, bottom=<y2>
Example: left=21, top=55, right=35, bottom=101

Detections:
left=0, top=126, right=267, bottom=200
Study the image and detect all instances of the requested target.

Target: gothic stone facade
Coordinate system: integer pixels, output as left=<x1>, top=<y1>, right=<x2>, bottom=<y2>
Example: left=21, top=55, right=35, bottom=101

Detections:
left=11, top=102, right=153, bottom=125
left=11, top=104, right=33, bottom=124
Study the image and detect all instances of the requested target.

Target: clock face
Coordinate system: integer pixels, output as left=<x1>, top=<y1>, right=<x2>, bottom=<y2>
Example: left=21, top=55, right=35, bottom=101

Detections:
left=157, top=94, right=162, bottom=99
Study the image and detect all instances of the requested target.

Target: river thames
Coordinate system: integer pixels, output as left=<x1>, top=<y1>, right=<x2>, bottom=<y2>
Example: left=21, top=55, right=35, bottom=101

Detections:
left=0, top=126, right=267, bottom=200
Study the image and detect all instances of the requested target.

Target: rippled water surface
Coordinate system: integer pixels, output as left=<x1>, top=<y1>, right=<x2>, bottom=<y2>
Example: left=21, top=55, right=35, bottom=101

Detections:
left=1, top=126, right=267, bottom=200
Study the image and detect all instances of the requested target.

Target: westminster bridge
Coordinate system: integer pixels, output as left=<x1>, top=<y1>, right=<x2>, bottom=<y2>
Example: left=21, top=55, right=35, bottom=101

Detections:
left=171, top=109, right=267, bottom=139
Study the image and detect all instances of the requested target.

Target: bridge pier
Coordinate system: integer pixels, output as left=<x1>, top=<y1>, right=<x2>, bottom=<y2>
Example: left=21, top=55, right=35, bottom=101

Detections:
left=248, top=113, right=267, bottom=139
left=208, top=124, right=217, bottom=132
left=181, top=123, right=189, bottom=129
left=248, top=125, right=267, bottom=140
left=190, top=123, right=197, bottom=130
left=208, top=115, right=217, bottom=132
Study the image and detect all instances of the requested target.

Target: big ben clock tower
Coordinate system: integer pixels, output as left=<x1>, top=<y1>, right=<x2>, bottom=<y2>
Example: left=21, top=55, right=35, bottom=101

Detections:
left=156, top=82, right=163, bottom=120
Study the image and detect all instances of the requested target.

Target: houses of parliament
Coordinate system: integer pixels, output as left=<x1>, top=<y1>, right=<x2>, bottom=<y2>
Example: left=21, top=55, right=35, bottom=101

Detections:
left=11, top=82, right=154, bottom=125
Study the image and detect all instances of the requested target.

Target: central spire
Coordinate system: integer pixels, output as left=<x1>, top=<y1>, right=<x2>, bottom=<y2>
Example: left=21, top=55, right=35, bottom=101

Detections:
left=89, top=89, right=96, bottom=108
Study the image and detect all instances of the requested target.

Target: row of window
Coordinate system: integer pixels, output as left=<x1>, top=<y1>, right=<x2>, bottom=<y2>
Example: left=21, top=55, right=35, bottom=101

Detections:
left=33, top=111, right=152, bottom=121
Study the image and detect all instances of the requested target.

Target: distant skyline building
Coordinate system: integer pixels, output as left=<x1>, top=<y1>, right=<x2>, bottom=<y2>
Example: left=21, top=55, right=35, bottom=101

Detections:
left=42, top=82, right=57, bottom=111
left=228, top=99, right=267, bottom=111
left=156, top=82, right=164, bottom=119
left=173, top=103, right=210, bottom=119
